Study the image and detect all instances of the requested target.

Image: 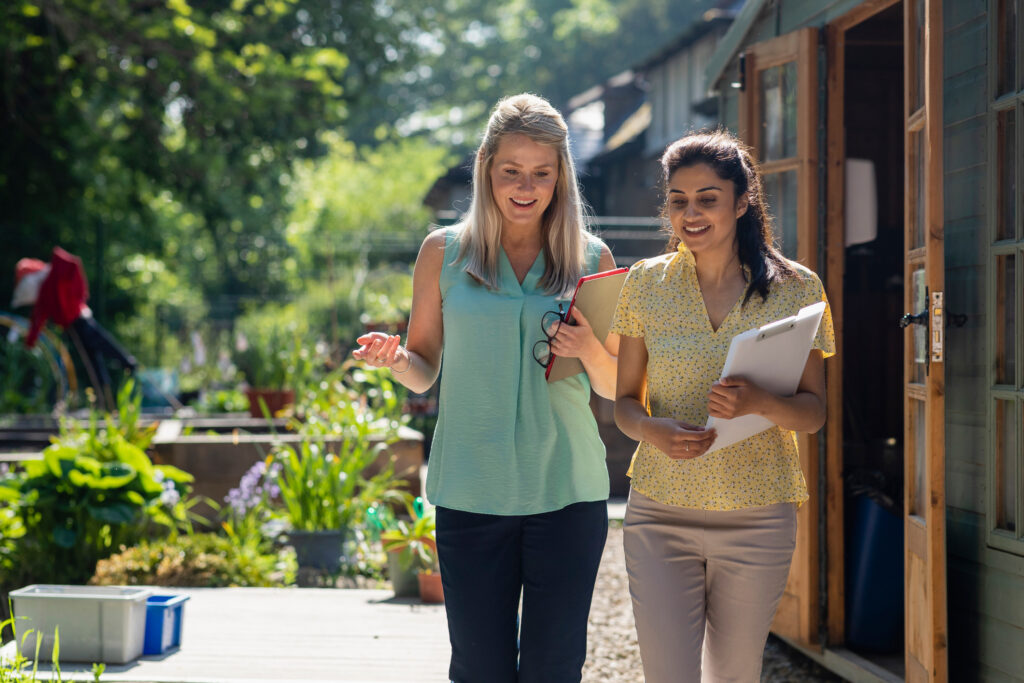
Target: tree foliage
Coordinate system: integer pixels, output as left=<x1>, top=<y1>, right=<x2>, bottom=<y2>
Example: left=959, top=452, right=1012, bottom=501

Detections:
left=1, top=0, right=418, bottom=314
left=2, top=0, right=723, bottom=378
left=351, top=0, right=726, bottom=145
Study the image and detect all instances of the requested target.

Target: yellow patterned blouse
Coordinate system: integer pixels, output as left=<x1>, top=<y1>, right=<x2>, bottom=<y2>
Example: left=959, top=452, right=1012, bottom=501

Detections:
left=610, top=245, right=836, bottom=511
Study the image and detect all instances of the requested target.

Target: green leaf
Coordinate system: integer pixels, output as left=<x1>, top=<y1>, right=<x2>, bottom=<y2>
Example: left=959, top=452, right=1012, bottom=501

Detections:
left=86, top=503, right=137, bottom=524
left=155, top=464, right=194, bottom=484
left=43, top=444, right=77, bottom=478
left=124, top=490, right=146, bottom=506
left=73, top=454, right=104, bottom=476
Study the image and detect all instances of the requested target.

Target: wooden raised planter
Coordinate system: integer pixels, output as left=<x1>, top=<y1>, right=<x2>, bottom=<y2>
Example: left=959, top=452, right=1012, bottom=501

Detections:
left=150, top=426, right=424, bottom=521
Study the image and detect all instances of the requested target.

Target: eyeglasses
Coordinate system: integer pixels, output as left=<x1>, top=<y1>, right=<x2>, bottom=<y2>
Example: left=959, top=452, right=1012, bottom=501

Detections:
left=532, top=303, right=566, bottom=369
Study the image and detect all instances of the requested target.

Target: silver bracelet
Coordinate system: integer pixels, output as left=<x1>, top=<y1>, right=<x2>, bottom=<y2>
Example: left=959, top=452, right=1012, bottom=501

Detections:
left=390, top=352, right=412, bottom=374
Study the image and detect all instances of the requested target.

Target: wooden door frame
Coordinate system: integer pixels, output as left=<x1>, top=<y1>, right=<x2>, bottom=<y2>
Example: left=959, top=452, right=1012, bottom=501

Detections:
left=739, top=26, right=821, bottom=648
left=902, top=0, right=947, bottom=680
left=823, top=0, right=904, bottom=647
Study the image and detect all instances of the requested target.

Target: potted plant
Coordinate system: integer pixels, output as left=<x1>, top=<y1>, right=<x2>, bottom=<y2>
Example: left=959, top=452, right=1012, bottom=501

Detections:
left=269, top=375, right=408, bottom=574
left=233, top=321, right=313, bottom=418
left=416, top=543, right=444, bottom=604
left=380, top=499, right=436, bottom=598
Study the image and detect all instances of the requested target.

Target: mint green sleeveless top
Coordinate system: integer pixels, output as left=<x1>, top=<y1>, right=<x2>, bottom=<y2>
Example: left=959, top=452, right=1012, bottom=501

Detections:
left=425, top=227, right=609, bottom=515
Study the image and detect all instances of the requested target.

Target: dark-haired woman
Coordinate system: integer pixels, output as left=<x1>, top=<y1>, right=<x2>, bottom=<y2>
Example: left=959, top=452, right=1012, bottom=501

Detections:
left=610, top=130, right=835, bottom=682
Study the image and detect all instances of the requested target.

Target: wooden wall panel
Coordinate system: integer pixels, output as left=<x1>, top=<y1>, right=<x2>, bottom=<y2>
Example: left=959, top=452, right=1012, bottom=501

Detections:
left=945, top=449, right=987, bottom=513
left=943, top=15, right=987, bottom=79
left=944, top=116, right=988, bottom=168
left=946, top=510, right=1024, bottom=680
left=943, top=164, right=987, bottom=223
left=945, top=0, right=987, bottom=29
left=944, top=66, right=988, bottom=123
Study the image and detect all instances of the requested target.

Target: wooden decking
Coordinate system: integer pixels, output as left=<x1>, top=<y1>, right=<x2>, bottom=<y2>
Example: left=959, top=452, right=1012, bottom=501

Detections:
left=13, top=587, right=450, bottom=683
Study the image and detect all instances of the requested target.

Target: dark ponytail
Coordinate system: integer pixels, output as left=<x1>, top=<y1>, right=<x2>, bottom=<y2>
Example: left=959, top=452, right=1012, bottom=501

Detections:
left=660, top=130, right=795, bottom=305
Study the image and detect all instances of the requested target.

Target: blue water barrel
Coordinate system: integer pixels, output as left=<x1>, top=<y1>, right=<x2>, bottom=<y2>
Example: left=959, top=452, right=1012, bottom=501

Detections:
left=845, top=494, right=904, bottom=652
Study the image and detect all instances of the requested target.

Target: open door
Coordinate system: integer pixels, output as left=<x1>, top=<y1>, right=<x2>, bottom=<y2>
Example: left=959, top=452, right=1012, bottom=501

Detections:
left=900, top=0, right=948, bottom=680
left=738, top=27, right=821, bottom=648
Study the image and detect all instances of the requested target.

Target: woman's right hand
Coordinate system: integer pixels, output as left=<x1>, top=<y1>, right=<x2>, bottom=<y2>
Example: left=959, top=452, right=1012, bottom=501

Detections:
left=353, top=332, right=411, bottom=372
left=641, top=417, right=716, bottom=459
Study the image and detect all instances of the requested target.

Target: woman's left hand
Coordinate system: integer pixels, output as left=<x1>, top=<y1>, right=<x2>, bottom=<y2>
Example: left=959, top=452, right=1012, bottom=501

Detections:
left=549, top=308, right=600, bottom=361
left=707, top=376, right=768, bottom=420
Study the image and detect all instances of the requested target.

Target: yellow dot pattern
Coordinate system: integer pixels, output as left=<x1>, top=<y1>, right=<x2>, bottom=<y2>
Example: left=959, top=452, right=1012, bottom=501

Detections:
left=610, top=245, right=836, bottom=511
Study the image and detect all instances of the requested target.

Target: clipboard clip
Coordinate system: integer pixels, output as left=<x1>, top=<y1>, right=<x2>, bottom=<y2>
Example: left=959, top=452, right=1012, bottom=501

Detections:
left=756, top=317, right=797, bottom=341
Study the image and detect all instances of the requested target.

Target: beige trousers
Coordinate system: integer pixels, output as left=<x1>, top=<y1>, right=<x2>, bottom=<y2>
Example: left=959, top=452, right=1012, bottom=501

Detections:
left=623, top=489, right=797, bottom=683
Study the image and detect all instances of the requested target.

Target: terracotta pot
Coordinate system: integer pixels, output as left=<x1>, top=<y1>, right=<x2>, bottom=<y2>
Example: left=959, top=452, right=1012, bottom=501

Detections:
left=417, top=571, right=444, bottom=604
left=245, top=388, right=295, bottom=418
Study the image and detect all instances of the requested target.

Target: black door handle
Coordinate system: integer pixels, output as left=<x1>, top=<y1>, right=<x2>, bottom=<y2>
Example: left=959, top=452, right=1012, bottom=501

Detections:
left=899, top=310, right=928, bottom=328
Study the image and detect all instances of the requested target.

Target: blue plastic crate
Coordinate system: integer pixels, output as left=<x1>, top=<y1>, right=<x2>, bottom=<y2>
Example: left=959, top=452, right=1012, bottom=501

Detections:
left=143, top=594, right=189, bottom=655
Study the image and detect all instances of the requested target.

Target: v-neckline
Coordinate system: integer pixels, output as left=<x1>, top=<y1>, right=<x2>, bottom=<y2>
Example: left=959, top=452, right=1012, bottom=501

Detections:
left=700, top=287, right=743, bottom=333
left=500, top=245, right=544, bottom=290
left=690, top=267, right=745, bottom=334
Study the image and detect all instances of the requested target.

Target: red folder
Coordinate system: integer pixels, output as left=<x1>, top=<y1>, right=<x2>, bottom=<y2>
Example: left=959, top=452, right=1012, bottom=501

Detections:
left=545, top=267, right=629, bottom=382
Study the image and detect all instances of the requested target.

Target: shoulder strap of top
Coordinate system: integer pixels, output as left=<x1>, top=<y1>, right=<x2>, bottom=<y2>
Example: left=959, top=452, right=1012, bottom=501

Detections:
left=439, top=226, right=462, bottom=299
left=584, top=234, right=604, bottom=274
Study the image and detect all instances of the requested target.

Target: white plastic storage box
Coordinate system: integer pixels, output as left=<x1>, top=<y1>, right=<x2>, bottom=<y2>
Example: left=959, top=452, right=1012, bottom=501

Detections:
left=9, top=584, right=152, bottom=664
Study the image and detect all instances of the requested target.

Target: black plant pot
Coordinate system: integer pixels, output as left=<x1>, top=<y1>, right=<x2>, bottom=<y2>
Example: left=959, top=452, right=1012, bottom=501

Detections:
left=285, top=529, right=346, bottom=573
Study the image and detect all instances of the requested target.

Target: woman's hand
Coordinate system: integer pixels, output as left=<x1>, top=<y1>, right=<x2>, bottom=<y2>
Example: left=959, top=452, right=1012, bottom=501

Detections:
left=707, top=376, right=768, bottom=420
left=641, top=417, right=717, bottom=460
left=353, top=332, right=411, bottom=372
left=548, top=308, right=601, bottom=361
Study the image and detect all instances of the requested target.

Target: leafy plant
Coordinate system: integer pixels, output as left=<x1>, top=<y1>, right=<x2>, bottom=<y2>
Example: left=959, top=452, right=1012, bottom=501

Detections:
left=89, top=533, right=295, bottom=588
left=381, top=501, right=437, bottom=572
left=0, top=329, right=56, bottom=415
left=0, top=466, right=24, bottom=580
left=191, top=388, right=249, bottom=414
left=233, top=320, right=317, bottom=391
left=220, top=459, right=282, bottom=554
left=349, top=365, right=410, bottom=430
left=0, top=384, right=195, bottom=586
left=0, top=604, right=84, bottom=682
left=270, top=369, right=409, bottom=533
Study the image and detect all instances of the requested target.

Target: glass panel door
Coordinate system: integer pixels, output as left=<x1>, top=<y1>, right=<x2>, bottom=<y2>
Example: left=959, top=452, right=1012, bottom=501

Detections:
left=902, top=0, right=947, bottom=680
left=740, top=27, right=820, bottom=647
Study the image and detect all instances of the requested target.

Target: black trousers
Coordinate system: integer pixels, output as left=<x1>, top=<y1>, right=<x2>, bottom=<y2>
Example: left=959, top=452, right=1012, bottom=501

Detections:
left=69, top=315, right=137, bottom=397
left=436, top=499, right=608, bottom=683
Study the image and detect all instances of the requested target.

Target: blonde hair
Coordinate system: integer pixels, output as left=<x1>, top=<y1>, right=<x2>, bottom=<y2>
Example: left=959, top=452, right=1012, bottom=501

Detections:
left=454, top=93, right=590, bottom=297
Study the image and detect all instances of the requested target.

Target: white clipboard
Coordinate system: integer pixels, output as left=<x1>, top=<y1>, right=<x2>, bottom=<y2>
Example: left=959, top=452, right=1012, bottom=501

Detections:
left=704, top=301, right=826, bottom=453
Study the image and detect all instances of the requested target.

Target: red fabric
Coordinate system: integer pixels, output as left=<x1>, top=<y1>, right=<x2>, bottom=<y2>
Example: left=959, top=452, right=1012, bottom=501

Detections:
left=25, top=247, right=89, bottom=348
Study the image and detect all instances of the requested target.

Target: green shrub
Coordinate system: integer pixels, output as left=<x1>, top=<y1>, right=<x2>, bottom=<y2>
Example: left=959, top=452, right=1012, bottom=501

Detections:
left=0, top=326, right=56, bottom=415
left=0, top=382, right=196, bottom=586
left=89, top=533, right=295, bottom=588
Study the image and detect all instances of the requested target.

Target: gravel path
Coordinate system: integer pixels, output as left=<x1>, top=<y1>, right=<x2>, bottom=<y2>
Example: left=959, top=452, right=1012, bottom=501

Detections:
left=582, top=523, right=843, bottom=682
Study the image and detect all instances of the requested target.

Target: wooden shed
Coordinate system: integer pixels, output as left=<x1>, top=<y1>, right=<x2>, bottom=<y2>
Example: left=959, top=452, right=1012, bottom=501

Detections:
left=702, top=1, right=1023, bottom=680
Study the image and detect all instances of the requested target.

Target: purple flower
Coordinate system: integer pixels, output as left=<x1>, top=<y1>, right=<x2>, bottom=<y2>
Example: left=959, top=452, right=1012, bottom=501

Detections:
left=225, top=460, right=280, bottom=515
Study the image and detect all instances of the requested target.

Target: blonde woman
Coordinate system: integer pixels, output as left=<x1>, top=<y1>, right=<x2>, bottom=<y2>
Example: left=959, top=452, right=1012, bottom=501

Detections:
left=611, top=131, right=835, bottom=682
left=353, top=93, right=618, bottom=683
